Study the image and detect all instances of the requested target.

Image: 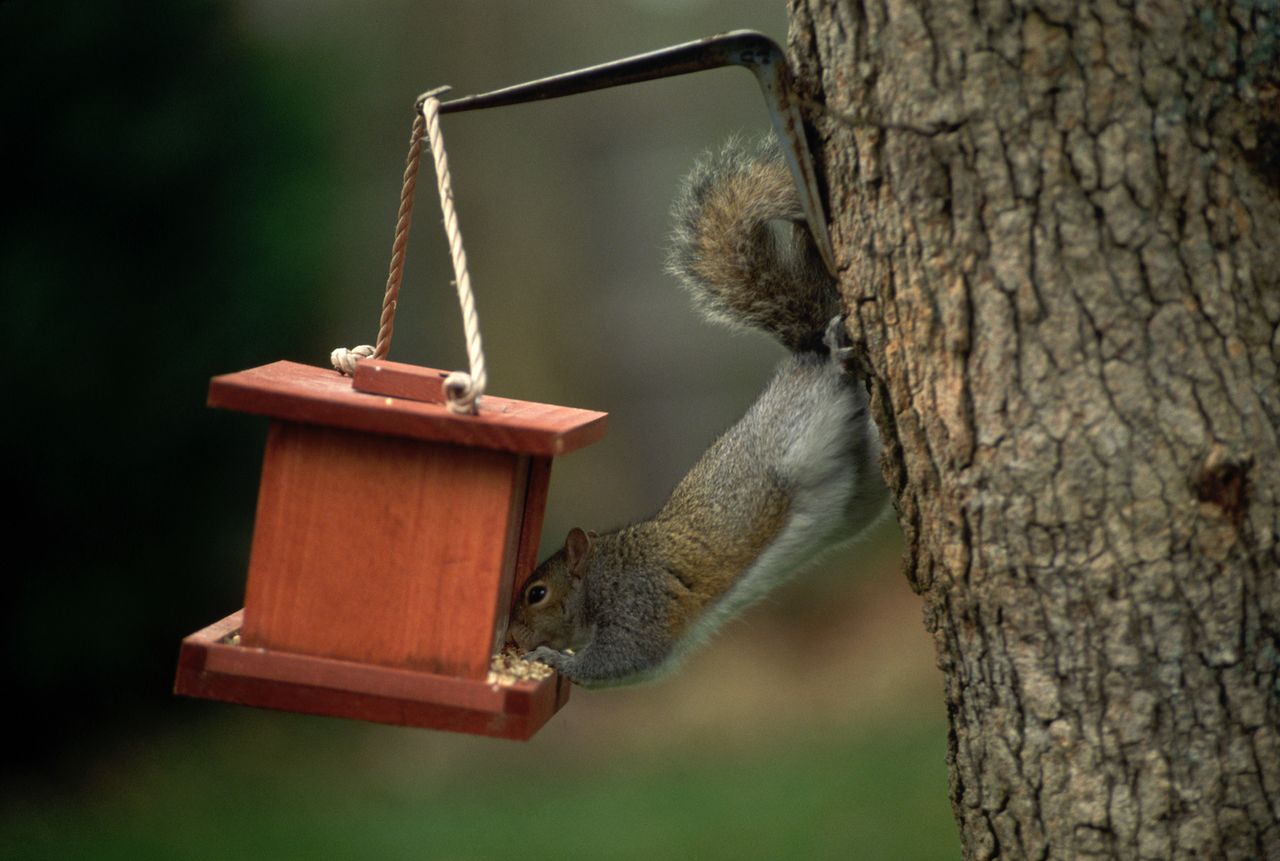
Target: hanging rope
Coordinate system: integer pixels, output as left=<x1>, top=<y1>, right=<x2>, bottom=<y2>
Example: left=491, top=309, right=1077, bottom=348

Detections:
left=331, top=86, right=488, bottom=415
left=330, top=105, right=425, bottom=374
left=420, top=90, right=487, bottom=414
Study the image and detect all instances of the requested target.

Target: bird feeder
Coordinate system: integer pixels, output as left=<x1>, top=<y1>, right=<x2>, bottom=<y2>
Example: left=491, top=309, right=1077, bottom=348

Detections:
left=173, top=84, right=608, bottom=740
left=176, top=29, right=832, bottom=740
left=174, top=360, right=604, bottom=739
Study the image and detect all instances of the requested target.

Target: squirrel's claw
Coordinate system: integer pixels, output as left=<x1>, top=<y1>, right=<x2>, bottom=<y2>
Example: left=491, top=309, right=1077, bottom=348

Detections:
left=824, top=314, right=857, bottom=372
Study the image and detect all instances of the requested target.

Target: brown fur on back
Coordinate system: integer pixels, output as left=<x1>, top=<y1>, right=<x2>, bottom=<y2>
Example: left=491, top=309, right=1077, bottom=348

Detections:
left=668, top=137, right=837, bottom=352
left=642, top=406, right=793, bottom=639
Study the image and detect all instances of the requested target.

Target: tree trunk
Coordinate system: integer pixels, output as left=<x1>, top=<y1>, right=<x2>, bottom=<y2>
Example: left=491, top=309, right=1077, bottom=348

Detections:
left=787, top=1, right=1280, bottom=857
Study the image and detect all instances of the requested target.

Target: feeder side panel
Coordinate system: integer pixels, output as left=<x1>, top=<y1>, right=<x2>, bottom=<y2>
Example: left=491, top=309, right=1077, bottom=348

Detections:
left=239, top=421, right=522, bottom=679
left=511, top=456, right=553, bottom=603
left=488, top=454, right=530, bottom=655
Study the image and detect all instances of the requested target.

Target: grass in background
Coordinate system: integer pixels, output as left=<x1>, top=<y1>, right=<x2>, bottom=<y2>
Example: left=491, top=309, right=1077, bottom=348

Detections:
left=2, top=708, right=956, bottom=861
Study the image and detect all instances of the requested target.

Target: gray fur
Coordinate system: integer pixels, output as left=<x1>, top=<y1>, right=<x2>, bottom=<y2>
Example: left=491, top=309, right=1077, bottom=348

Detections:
left=516, top=345, right=888, bottom=688
left=509, top=139, right=889, bottom=688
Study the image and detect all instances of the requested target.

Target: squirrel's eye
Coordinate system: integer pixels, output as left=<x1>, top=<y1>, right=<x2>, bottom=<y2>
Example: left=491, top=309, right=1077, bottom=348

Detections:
left=527, top=584, right=549, bottom=605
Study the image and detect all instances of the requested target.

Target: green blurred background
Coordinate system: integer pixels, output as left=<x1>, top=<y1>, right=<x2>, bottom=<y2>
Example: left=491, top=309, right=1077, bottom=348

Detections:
left=1, top=1, right=956, bottom=857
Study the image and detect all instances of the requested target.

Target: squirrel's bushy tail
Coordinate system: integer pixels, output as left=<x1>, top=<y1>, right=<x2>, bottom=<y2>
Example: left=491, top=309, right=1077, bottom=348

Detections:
left=667, top=136, right=837, bottom=353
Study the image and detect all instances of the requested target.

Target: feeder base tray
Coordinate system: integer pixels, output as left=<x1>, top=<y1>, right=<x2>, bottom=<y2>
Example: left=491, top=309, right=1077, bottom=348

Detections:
left=174, top=611, right=570, bottom=740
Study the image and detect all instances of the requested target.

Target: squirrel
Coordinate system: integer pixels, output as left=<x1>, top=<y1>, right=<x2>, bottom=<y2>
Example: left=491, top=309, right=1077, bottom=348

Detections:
left=507, top=136, right=889, bottom=687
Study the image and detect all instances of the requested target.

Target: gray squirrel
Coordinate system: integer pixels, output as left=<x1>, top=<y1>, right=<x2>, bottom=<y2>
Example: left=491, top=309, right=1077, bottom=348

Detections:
left=507, top=137, right=889, bottom=687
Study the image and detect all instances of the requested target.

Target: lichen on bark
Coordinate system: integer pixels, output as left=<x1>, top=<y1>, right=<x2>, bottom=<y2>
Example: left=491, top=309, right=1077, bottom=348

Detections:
left=787, top=0, right=1280, bottom=857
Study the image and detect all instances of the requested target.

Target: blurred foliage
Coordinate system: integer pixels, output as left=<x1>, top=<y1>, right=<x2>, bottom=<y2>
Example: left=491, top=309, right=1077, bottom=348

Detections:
left=1, top=0, right=952, bottom=855
left=1, top=0, right=342, bottom=771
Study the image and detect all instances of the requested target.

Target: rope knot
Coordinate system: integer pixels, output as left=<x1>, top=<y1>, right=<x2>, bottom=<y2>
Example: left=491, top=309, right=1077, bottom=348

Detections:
left=444, top=371, right=484, bottom=414
left=331, top=344, right=375, bottom=375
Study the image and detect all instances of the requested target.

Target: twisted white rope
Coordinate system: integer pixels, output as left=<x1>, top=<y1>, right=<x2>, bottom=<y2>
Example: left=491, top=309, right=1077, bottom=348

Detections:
left=331, top=107, right=425, bottom=376
left=420, top=91, right=487, bottom=414
left=329, top=88, right=487, bottom=415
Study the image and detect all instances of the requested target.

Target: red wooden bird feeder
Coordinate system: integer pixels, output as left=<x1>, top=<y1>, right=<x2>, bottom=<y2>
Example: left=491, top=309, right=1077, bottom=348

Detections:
left=174, top=89, right=606, bottom=740
left=174, top=360, right=604, bottom=739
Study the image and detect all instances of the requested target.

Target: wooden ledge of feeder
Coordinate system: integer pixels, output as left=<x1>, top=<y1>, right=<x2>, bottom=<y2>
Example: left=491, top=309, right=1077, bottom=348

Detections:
left=350, top=359, right=452, bottom=403
left=207, top=360, right=607, bottom=457
left=176, top=610, right=570, bottom=740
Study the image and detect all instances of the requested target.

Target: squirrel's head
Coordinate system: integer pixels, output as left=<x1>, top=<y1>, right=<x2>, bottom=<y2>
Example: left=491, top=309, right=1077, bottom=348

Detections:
left=507, top=527, right=595, bottom=653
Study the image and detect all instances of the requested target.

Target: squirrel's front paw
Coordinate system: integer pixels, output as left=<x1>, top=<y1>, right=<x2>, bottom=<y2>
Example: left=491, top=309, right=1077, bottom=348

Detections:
left=524, top=646, right=569, bottom=671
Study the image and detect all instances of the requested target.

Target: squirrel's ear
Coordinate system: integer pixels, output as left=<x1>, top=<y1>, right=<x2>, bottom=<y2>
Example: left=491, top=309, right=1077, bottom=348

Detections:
left=564, top=527, right=594, bottom=574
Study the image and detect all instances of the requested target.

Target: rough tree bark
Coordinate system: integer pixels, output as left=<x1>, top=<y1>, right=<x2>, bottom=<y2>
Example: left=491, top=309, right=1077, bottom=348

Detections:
left=786, top=1, right=1280, bottom=857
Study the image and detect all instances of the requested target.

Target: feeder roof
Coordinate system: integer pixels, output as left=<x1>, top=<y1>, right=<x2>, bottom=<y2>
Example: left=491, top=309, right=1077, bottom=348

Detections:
left=209, top=360, right=607, bottom=457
